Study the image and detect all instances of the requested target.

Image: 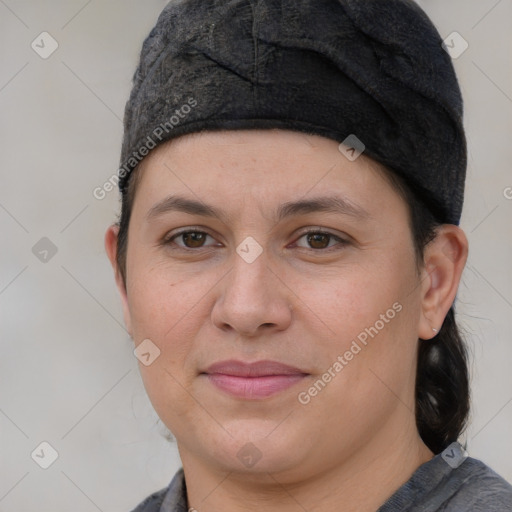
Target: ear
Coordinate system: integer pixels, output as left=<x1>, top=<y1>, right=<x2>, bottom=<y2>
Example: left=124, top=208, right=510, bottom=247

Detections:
left=418, top=225, right=468, bottom=340
left=105, top=224, right=133, bottom=337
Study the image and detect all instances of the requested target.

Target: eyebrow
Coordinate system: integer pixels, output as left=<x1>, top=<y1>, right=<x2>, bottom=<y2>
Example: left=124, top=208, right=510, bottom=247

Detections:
left=146, top=194, right=371, bottom=224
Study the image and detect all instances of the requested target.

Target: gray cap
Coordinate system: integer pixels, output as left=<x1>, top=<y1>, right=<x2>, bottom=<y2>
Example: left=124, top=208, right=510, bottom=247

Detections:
left=119, top=0, right=467, bottom=225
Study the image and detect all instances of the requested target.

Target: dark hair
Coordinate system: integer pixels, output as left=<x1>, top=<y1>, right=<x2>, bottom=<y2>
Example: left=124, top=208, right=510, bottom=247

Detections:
left=114, top=152, right=470, bottom=455
left=382, top=170, right=470, bottom=454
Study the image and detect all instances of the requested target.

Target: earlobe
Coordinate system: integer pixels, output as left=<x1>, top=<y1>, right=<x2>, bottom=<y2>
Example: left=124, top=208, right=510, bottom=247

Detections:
left=104, top=224, right=133, bottom=337
left=418, top=225, right=468, bottom=340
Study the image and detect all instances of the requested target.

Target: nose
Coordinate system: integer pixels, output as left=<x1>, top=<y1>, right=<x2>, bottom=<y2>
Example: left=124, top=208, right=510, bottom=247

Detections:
left=211, top=249, right=293, bottom=338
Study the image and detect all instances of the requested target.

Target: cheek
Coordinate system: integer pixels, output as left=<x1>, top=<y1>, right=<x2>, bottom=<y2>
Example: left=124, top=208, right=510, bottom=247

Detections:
left=310, top=250, right=421, bottom=389
left=127, top=257, right=193, bottom=339
left=309, top=258, right=411, bottom=344
left=125, top=255, right=223, bottom=371
left=126, top=265, right=208, bottom=430
left=125, top=262, right=204, bottom=412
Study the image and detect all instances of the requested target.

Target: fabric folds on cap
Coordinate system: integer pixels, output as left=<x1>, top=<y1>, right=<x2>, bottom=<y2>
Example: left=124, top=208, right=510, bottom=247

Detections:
left=119, top=0, right=467, bottom=225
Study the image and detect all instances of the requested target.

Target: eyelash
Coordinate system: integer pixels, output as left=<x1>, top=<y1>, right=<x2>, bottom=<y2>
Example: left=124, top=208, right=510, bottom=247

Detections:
left=162, top=227, right=349, bottom=253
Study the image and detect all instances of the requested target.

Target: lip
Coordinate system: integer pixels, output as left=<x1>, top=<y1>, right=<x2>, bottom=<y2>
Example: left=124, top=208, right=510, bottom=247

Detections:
left=202, top=360, right=308, bottom=399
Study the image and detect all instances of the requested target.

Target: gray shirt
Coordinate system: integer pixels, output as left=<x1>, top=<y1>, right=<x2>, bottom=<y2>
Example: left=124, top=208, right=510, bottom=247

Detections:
left=130, top=443, right=512, bottom=511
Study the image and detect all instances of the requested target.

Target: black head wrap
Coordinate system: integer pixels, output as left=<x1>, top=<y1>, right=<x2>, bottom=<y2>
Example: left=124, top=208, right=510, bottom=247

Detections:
left=119, top=0, right=466, bottom=224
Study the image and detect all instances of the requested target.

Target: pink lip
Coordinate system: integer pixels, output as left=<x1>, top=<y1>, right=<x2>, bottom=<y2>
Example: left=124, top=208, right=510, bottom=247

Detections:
left=202, top=360, right=308, bottom=399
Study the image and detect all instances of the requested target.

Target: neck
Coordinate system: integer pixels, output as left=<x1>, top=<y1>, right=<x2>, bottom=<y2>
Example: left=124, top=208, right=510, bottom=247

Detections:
left=179, top=422, right=433, bottom=512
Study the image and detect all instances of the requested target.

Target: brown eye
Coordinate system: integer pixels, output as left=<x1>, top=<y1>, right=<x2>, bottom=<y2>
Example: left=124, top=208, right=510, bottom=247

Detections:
left=294, top=230, right=348, bottom=251
left=166, top=230, right=217, bottom=249
left=307, top=232, right=331, bottom=249
left=181, top=231, right=207, bottom=248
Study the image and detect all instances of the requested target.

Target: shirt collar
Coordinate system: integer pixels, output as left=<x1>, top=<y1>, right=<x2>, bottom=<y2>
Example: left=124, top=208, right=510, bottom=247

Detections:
left=160, top=468, right=188, bottom=512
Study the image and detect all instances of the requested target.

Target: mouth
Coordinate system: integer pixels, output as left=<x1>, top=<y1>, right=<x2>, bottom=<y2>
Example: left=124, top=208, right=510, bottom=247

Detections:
left=201, top=360, right=309, bottom=400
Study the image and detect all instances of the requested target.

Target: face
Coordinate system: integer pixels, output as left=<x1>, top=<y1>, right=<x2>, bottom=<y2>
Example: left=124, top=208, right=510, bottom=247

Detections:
left=109, top=129, right=429, bottom=482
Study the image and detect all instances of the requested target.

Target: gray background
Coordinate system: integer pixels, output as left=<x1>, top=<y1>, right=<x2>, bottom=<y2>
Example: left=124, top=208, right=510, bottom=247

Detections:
left=0, top=1, right=511, bottom=511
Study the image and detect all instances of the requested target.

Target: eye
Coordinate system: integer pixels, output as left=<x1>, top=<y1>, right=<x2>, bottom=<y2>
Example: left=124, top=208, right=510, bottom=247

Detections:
left=293, top=229, right=348, bottom=251
left=163, top=228, right=349, bottom=252
left=164, top=229, right=220, bottom=249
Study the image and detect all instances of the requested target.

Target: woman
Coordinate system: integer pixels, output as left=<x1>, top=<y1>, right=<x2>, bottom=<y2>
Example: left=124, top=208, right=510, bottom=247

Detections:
left=105, top=0, right=512, bottom=510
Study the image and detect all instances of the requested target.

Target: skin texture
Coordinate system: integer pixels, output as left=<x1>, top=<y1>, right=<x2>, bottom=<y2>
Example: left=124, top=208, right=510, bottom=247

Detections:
left=105, top=129, right=468, bottom=512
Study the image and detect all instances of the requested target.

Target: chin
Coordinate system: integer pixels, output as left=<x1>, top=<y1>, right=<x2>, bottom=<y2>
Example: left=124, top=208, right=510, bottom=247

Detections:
left=202, top=426, right=308, bottom=475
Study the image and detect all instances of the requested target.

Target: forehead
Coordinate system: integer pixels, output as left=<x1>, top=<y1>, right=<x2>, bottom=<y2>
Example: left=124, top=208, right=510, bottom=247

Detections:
left=138, top=129, right=387, bottom=182
left=131, top=129, right=403, bottom=221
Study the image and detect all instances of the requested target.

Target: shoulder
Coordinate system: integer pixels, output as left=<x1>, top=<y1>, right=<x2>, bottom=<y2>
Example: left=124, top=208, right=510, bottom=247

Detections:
left=129, top=487, right=168, bottom=512
left=444, top=457, right=512, bottom=511
left=378, top=444, right=512, bottom=512
left=129, top=468, right=187, bottom=512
